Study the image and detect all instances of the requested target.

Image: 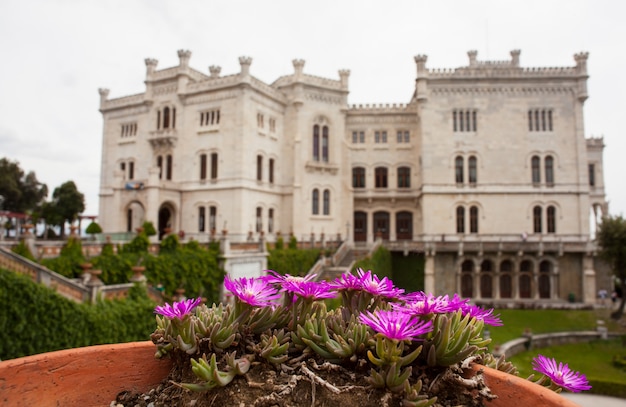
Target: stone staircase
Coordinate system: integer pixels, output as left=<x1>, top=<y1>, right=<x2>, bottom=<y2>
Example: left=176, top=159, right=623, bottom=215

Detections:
left=314, top=242, right=375, bottom=281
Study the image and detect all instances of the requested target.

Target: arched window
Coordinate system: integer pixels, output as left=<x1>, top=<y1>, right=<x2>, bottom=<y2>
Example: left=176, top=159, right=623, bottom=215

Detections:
left=323, top=189, right=330, bottom=215
left=480, top=260, right=493, bottom=298
left=519, top=260, right=533, bottom=299
left=547, top=206, right=556, bottom=233
left=352, top=167, right=365, bottom=188
left=545, top=156, right=554, bottom=186
left=268, top=208, right=274, bottom=233
left=455, top=156, right=464, bottom=183
left=166, top=154, right=172, bottom=180
left=373, top=211, right=390, bottom=240
left=198, top=207, right=206, bottom=232
left=539, top=261, right=552, bottom=299
left=312, top=189, right=319, bottom=215
left=256, top=155, right=263, bottom=181
left=468, top=156, right=477, bottom=184
left=200, top=154, right=207, bottom=180
left=313, top=125, right=320, bottom=162
left=157, top=155, right=163, bottom=179
left=322, top=125, right=329, bottom=162
left=469, top=206, right=478, bottom=233
left=375, top=167, right=388, bottom=188
left=461, top=260, right=474, bottom=298
left=397, top=166, right=411, bottom=188
left=256, top=207, right=262, bottom=232
left=500, top=260, right=513, bottom=299
left=533, top=206, right=542, bottom=233
left=396, top=211, right=413, bottom=240
left=211, top=153, right=218, bottom=179
left=531, top=156, right=541, bottom=184
left=269, top=158, right=274, bottom=184
left=456, top=206, right=465, bottom=233
left=163, top=107, right=170, bottom=129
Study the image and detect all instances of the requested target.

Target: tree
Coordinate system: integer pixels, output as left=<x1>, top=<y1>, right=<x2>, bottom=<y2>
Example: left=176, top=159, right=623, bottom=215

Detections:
left=50, top=181, right=85, bottom=238
left=596, top=215, right=626, bottom=319
left=0, top=158, right=48, bottom=213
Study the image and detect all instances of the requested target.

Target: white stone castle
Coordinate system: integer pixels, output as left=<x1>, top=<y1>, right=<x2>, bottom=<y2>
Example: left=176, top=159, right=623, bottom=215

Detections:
left=98, top=49, right=608, bottom=304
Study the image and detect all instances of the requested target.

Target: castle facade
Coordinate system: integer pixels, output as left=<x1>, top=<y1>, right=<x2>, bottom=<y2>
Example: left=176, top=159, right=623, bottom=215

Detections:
left=98, top=50, right=607, bottom=303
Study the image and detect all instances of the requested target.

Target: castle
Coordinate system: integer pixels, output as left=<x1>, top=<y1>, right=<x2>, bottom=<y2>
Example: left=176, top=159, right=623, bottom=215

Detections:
left=98, top=49, right=608, bottom=304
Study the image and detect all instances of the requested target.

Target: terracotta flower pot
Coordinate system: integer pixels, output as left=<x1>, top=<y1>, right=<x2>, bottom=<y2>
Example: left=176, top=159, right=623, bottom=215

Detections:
left=0, top=342, right=579, bottom=407
left=469, top=364, right=580, bottom=407
left=0, top=341, right=172, bottom=407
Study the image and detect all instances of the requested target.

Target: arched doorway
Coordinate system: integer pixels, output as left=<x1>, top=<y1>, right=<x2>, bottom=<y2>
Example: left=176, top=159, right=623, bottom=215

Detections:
left=396, top=211, right=413, bottom=240
left=460, top=260, right=474, bottom=298
left=373, top=211, right=390, bottom=240
left=539, top=260, right=552, bottom=299
left=353, top=211, right=367, bottom=242
left=519, top=260, right=533, bottom=299
left=158, top=204, right=174, bottom=240
left=480, top=260, right=493, bottom=298
left=499, top=260, right=513, bottom=299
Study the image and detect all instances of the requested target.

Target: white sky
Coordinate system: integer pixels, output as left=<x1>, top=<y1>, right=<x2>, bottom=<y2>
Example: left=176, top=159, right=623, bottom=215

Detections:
left=1, top=0, right=624, bottom=218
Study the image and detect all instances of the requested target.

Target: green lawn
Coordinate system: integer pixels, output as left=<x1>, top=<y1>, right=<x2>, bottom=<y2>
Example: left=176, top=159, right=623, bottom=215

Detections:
left=487, top=308, right=625, bottom=347
left=482, top=308, right=626, bottom=397
left=508, top=339, right=626, bottom=397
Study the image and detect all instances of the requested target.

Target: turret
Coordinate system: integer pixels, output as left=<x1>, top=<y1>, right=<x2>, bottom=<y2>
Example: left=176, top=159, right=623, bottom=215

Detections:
left=292, top=59, right=305, bottom=80
left=574, top=52, right=590, bottom=102
left=239, top=56, right=252, bottom=77
left=414, top=54, right=428, bottom=101
left=177, top=49, right=192, bottom=67
left=98, top=88, right=109, bottom=109
left=209, top=65, right=221, bottom=78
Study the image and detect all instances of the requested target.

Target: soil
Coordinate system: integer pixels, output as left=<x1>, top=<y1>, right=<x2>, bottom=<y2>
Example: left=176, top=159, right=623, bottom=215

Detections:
left=113, top=352, right=494, bottom=407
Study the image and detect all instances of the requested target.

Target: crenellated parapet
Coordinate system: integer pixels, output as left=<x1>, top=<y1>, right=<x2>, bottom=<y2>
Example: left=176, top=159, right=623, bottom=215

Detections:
left=144, top=58, right=158, bottom=77
left=586, top=136, right=605, bottom=149
left=98, top=88, right=110, bottom=107
left=177, top=49, right=192, bottom=67
left=239, top=56, right=253, bottom=77
left=348, top=103, right=412, bottom=112
left=209, top=65, right=221, bottom=78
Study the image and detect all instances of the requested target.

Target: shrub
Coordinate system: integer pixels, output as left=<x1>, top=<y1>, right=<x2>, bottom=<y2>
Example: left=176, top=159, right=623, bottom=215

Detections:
left=0, top=268, right=156, bottom=360
left=267, top=247, right=321, bottom=277
left=353, top=246, right=392, bottom=279
left=12, top=240, right=35, bottom=261
left=85, top=221, right=102, bottom=235
left=142, top=221, right=157, bottom=236
left=40, top=237, right=85, bottom=278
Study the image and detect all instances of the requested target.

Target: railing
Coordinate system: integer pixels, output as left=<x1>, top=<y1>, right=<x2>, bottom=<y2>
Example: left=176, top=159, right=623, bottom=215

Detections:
left=331, top=240, right=350, bottom=266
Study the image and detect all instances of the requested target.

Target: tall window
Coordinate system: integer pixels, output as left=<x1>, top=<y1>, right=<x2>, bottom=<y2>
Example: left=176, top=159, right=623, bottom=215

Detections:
left=206, top=206, right=215, bottom=231
left=545, top=156, right=554, bottom=186
left=455, top=156, right=464, bottom=183
left=397, top=166, right=411, bottom=188
left=547, top=206, right=556, bottom=233
left=128, top=161, right=135, bottom=180
left=531, top=156, right=541, bottom=184
left=375, top=167, right=388, bottom=188
left=256, top=207, right=262, bottom=232
left=533, top=206, right=542, bottom=233
left=352, top=167, right=365, bottom=188
left=166, top=154, right=172, bottom=180
left=375, top=131, right=387, bottom=143
left=163, top=107, right=170, bottom=129
left=200, top=154, right=207, bottom=180
left=157, top=156, right=163, bottom=179
left=200, top=109, right=220, bottom=126
left=352, top=131, right=365, bottom=144
left=323, top=189, right=330, bottom=215
left=468, top=156, right=477, bottom=184
left=313, top=125, right=320, bottom=161
left=268, top=208, right=274, bottom=233
left=589, top=163, right=596, bottom=187
left=312, top=189, right=319, bottom=215
left=469, top=206, right=479, bottom=233
left=198, top=207, right=206, bottom=232
left=456, top=206, right=465, bottom=233
left=453, top=109, right=477, bottom=132
left=322, top=126, right=329, bottom=162
left=256, top=155, right=263, bottom=181
left=211, top=153, right=218, bottom=179
left=269, top=158, right=274, bottom=184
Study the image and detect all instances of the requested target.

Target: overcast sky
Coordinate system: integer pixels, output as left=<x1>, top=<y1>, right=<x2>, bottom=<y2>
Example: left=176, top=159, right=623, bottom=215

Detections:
left=1, top=0, right=624, bottom=220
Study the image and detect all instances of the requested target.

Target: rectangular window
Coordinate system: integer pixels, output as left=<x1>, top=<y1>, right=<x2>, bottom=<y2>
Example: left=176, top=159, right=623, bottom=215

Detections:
left=528, top=109, right=554, bottom=132
left=198, top=207, right=206, bottom=232
left=200, top=109, right=220, bottom=126
left=375, top=131, right=381, bottom=143
left=268, top=208, right=274, bottom=233
left=128, top=162, right=134, bottom=180
left=166, top=155, right=172, bottom=180
left=375, top=167, right=388, bottom=188
left=453, top=109, right=477, bottom=132
left=352, top=167, right=365, bottom=188
left=469, top=206, right=478, bottom=233
left=211, top=153, right=218, bottom=179
left=257, top=113, right=264, bottom=128
left=588, top=164, right=595, bottom=187
left=396, top=130, right=410, bottom=143
left=456, top=206, right=465, bottom=233
left=269, top=118, right=276, bottom=132
left=200, top=154, right=207, bottom=180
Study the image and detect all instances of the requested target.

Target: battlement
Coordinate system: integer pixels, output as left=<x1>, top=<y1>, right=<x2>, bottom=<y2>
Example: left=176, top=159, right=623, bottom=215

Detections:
left=100, top=93, right=146, bottom=111
left=586, top=136, right=605, bottom=148
left=348, top=103, right=411, bottom=112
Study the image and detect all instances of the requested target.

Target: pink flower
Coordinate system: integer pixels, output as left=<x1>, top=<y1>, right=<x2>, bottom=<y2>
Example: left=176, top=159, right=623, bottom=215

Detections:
left=223, top=275, right=282, bottom=307
left=329, top=271, right=362, bottom=291
left=460, top=304, right=503, bottom=326
left=356, top=269, right=404, bottom=299
left=359, top=309, right=433, bottom=341
left=289, top=280, right=337, bottom=300
left=155, top=297, right=202, bottom=319
left=396, top=292, right=467, bottom=315
left=532, top=355, right=591, bottom=393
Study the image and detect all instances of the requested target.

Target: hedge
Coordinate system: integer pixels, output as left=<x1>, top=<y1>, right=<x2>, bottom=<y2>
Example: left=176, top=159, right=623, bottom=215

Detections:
left=267, top=247, right=321, bottom=277
left=0, top=268, right=156, bottom=360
